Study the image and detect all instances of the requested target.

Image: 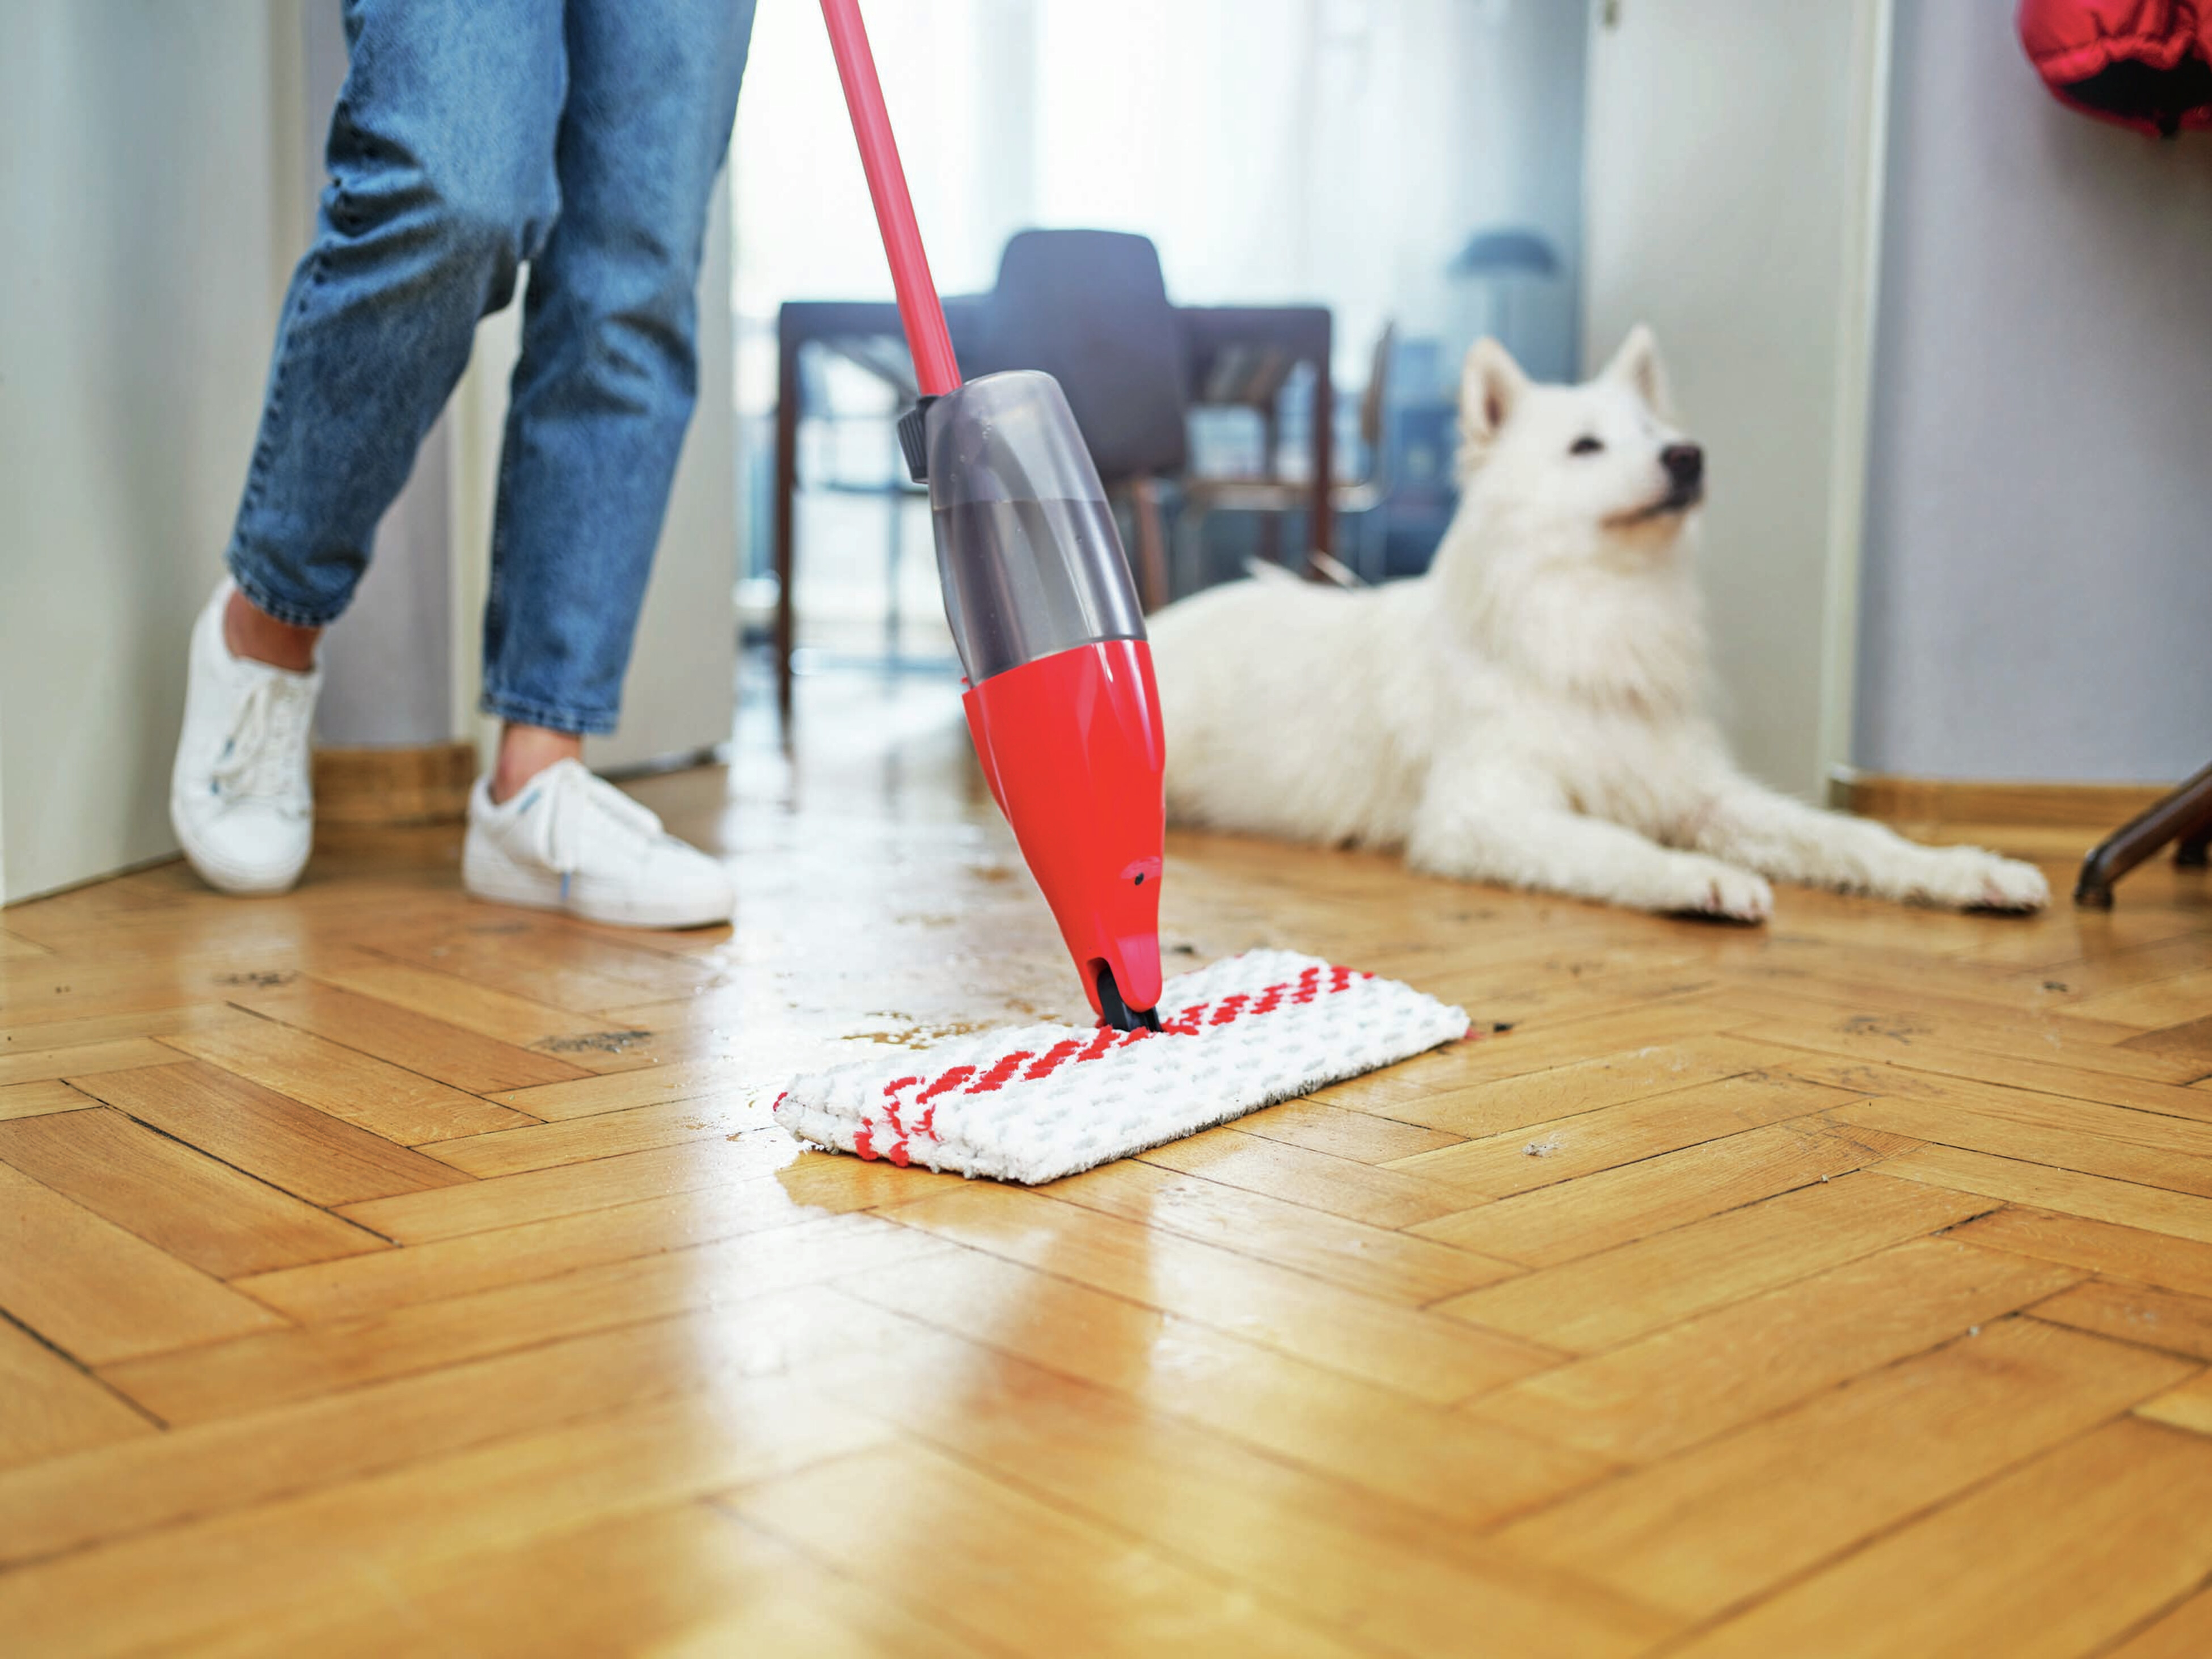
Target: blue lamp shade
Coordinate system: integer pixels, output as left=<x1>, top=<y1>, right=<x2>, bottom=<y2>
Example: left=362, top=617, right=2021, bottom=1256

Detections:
left=1447, top=228, right=1560, bottom=281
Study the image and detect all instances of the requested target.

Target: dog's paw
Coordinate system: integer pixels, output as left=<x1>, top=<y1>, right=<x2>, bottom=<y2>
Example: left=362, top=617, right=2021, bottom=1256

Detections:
left=1661, top=858, right=1772, bottom=925
left=1969, top=854, right=2050, bottom=913
left=1914, top=847, right=2050, bottom=913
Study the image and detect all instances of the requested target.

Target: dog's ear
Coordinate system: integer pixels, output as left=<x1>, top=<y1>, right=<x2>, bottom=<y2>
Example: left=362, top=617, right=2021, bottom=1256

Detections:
left=1601, top=323, right=1675, bottom=419
left=1459, top=338, right=1528, bottom=465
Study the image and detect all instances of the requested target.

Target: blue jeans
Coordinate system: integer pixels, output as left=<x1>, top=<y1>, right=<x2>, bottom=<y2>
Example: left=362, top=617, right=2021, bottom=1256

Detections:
left=227, top=0, right=756, bottom=734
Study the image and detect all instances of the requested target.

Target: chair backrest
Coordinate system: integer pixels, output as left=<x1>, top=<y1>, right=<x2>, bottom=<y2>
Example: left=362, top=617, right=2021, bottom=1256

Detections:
left=979, top=230, right=1189, bottom=482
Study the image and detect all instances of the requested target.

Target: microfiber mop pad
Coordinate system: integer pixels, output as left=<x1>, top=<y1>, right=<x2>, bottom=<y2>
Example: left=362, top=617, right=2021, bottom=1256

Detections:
left=771, top=950, right=1471, bottom=1185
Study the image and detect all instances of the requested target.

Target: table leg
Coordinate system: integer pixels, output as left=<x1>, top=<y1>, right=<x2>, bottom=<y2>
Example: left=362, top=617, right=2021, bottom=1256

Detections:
left=1257, top=406, right=1282, bottom=569
left=774, top=311, right=800, bottom=734
left=1129, top=478, right=1170, bottom=612
left=1308, top=350, right=1334, bottom=580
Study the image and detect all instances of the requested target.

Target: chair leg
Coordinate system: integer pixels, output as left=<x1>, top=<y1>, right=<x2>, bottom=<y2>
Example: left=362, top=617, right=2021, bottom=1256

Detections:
left=1353, top=501, right=1386, bottom=585
left=1129, top=477, right=1171, bottom=613
left=883, top=483, right=904, bottom=676
left=2075, top=760, right=2212, bottom=906
left=1172, top=502, right=1210, bottom=601
left=774, top=320, right=801, bottom=737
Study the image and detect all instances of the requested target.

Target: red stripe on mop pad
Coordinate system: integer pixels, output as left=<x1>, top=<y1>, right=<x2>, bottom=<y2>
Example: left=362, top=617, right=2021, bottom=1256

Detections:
left=771, top=950, right=1471, bottom=1185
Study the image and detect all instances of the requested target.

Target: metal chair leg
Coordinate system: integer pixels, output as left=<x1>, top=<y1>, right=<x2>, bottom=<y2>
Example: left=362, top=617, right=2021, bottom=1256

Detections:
left=2076, top=761, right=2212, bottom=907
left=1171, top=502, right=1210, bottom=602
left=1128, top=478, right=1171, bottom=614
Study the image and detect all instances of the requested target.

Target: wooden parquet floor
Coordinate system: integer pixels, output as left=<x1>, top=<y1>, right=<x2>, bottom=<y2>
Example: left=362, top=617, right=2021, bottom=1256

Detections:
left=6, top=677, right=2212, bottom=1656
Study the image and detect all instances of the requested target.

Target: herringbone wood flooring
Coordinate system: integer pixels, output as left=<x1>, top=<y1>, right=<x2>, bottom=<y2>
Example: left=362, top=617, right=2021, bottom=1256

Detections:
left=5, top=679, right=2211, bottom=1656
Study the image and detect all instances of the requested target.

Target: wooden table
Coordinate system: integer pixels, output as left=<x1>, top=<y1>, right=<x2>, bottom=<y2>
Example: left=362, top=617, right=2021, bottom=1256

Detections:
left=772, top=298, right=1332, bottom=725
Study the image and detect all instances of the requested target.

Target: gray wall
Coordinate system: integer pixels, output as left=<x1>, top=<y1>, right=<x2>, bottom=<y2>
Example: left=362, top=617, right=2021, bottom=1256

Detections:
left=1857, top=0, right=2212, bottom=784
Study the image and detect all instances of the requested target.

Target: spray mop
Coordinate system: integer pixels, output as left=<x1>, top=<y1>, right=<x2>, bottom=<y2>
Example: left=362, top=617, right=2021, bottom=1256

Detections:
left=771, top=0, right=1470, bottom=1183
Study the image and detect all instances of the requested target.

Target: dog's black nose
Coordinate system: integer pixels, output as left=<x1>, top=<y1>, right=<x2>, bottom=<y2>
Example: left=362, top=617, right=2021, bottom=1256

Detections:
left=1662, top=443, right=1704, bottom=488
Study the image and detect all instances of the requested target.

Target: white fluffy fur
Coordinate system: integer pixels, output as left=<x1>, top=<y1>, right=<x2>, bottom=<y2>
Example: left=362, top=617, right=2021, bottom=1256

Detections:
left=1149, top=328, right=2049, bottom=922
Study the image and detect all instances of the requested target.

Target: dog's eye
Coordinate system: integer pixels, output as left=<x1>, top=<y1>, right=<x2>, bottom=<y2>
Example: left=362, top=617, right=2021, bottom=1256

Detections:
left=1569, top=435, right=1604, bottom=455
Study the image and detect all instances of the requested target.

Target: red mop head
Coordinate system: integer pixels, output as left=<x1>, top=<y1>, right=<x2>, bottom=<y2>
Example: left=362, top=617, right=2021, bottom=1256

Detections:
left=771, top=951, right=1471, bottom=1185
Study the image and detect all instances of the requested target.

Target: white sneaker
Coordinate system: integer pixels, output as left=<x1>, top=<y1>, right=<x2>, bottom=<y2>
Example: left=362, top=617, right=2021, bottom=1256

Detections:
left=463, top=759, right=734, bottom=928
left=170, top=578, right=320, bottom=896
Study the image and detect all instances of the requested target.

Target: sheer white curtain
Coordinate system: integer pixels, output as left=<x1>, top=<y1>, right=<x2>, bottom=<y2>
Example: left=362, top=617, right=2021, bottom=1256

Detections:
left=731, top=0, right=1027, bottom=420
left=728, top=0, right=1584, bottom=640
left=732, top=0, right=1583, bottom=396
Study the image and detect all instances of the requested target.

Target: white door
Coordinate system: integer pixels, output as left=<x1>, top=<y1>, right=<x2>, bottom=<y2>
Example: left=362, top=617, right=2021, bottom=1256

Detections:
left=1580, top=0, right=1892, bottom=799
left=0, top=3, right=301, bottom=902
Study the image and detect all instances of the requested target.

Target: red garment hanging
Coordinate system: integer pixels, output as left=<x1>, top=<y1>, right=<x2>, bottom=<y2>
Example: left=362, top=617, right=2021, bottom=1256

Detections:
left=2019, top=0, right=2212, bottom=134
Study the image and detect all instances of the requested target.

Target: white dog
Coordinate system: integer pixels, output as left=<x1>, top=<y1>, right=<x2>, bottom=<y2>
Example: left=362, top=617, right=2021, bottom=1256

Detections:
left=1148, top=328, right=2049, bottom=922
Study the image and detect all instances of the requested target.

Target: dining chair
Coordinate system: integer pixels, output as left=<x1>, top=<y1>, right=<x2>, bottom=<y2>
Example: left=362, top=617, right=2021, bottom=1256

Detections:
left=1175, top=320, right=1396, bottom=593
left=2076, top=761, right=2212, bottom=906
left=793, top=349, right=937, bottom=673
left=968, top=229, right=1191, bottom=610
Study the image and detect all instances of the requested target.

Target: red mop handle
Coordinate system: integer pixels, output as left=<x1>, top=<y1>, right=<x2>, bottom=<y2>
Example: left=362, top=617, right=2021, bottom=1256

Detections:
left=818, top=0, right=963, bottom=397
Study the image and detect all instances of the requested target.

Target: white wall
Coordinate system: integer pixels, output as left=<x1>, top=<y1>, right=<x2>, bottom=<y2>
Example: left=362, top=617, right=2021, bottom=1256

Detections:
left=0, top=3, right=298, bottom=901
left=1856, top=0, right=2212, bottom=785
left=1581, top=0, right=1892, bottom=800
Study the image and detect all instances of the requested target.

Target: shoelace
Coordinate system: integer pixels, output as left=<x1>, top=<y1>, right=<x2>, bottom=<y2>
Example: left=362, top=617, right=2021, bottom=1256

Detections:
left=535, top=764, right=670, bottom=875
left=211, top=673, right=315, bottom=808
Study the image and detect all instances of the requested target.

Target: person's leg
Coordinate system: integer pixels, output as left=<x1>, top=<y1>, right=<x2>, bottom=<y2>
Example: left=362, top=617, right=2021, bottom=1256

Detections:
left=175, top=0, right=567, bottom=897
left=478, top=0, right=758, bottom=753
left=228, top=0, right=568, bottom=636
left=461, top=0, right=755, bottom=928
